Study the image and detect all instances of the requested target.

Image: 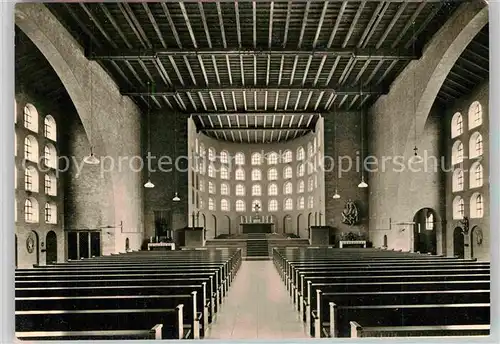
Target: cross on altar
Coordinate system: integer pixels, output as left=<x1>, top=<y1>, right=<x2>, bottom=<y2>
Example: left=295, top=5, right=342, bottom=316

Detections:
left=253, top=203, right=261, bottom=213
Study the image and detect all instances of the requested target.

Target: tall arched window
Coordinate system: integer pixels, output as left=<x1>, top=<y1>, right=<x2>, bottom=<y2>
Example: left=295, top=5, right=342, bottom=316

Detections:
left=308, top=196, right=314, bottom=209
left=199, top=179, right=205, bottom=192
left=307, top=142, right=313, bottom=158
left=297, top=163, right=305, bottom=177
left=267, top=152, right=278, bottom=165
left=199, top=160, right=206, bottom=175
left=468, top=101, right=482, bottom=129
left=252, top=168, right=262, bottom=181
left=45, top=173, right=57, bottom=196
left=425, top=213, right=434, bottom=230
left=220, top=183, right=229, bottom=195
left=236, top=200, right=246, bottom=212
left=24, top=104, right=39, bottom=133
left=199, top=198, right=204, bottom=209
left=469, top=132, right=483, bottom=159
left=236, top=184, right=245, bottom=196
left=235, top=152, right=245, bottom=165
left=251, top=152, right=262, bottom=165
left=24, top=198, right=39, bottom=223
left=24, top=136, right=39, bottom=162
left=268, top=183, right=278, bottom=196
left=208, top=197, right=215, bottom=211
left=297, top=197, right=305, bottom=210
left=451, top=112, right=463, bottom=138
left=25, top=166, right=39, bottom=192
left=45, top=202, right=57, bottom=224
left=307, top=161, right=314, bottom=174
left=284, top=198, right=293, bottom=211
left=268, top=199, right=278, bottom=212
left=470, top=162, right=483, bottom=189
left=208, top=164, right=215, bottom=178
left=470, top=193, right=484, bottom=218
left=220, top=166, right=229, bottom=180
left=221, top=199, right=230, bottom=211
left=297, top=147, right=305, bottom=161
left=283, top=166, right=292, bottom=179
left=452, top=169, right=464, bottom=192
left=252, top=184, right=261, bottom=196
left=199, top=143, right=206, bottom=157
left=267, top=168, right=278, bottom=181
left=283, top=182, right=293, bottom=195
left=235, top=168, right=245, bottom=180
left=208, top=147, right=216, bottom=161
left=220, top=150, right=229, bottom=164
left=208, top=181, right=215, bottom=194
left=43, top=144, right=57, bottom=169
left=451, top=141, right=463, bottom=165
left=283, top=150, right=292, bottom=163
left=297, top=180, right=305, bottom=193
left=452, top=196, right=464, bottom=219
left=44, top=115, right=57, bottom=141
left=308, top=177, right=314, bottom=192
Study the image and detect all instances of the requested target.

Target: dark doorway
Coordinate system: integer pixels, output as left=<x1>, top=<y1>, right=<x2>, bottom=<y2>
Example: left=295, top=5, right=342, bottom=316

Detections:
left=453, top=227, right=465, bottom=259
left=212, top=214, right=217, bottom=237
left=90, top=232, right=101, bottom=257
left=224, top=215, right=231, bottom=235
left=413, top=208, right=437, bottom=254
left=283, top=215, right=292, bottom=234
left=125, top=237, right=130, bottom=252
left=46, top=231, right=57, bottom=264
left=67, top=232, right=78, bottom=260
left=383, top=235, right=388, bottom=248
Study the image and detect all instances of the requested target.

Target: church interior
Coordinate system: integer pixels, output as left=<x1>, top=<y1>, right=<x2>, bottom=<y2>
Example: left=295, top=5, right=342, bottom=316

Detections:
left=14, top=0, right=490, bottom=340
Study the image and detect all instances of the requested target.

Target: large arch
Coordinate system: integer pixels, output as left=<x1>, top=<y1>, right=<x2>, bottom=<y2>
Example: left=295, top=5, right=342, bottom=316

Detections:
left=368, top=1, right=489, bottom=252
left=15, top=4, right=143, bottom=253
left=412, top=208, right=437, bottom=255
left=46, top=230, right=57, bottom=264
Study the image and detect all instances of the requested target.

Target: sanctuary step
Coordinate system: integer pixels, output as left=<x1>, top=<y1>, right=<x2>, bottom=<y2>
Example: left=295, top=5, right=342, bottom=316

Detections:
left=246, top=235, right=270, bottom=259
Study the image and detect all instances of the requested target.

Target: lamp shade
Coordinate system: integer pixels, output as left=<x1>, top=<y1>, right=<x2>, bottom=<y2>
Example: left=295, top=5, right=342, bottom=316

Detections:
left=172, top=192, right=181, bottom=202
left=332, top=191, right=341, bottom=199
left=358, top=176, right=368, bottom=188
left=144, top=179, right=155, bottom=188
left=83, top=152, right=100, bottom=165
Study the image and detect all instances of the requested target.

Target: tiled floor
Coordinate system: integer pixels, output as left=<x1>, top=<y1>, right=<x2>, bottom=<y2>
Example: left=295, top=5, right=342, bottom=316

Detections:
left=206, top=261, right=308, bottom=339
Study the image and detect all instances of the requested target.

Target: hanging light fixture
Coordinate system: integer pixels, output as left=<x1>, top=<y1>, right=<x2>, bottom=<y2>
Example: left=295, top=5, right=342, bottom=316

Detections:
left=358, top=89, right=368, bottom=188
left=144, top=82, right=155, bottom=188
left=84, top=20, right=100, bottom=165
left=172, top=109, right=180, bottom=202
left=332, top=104, right=341, bottom=199
left=412, top=21, right=419, bottom=157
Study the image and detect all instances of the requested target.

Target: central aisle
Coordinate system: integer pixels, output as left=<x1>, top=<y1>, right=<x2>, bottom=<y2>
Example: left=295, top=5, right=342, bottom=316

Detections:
left=206, top=260, right=308, bottom=339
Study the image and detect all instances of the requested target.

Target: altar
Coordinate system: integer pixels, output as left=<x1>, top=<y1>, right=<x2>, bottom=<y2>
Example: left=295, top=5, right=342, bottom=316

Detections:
left=241, top=223, right=273, bottom=234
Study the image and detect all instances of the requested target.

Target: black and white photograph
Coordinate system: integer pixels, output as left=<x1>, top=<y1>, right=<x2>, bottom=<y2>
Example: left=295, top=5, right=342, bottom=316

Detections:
left=11, top=0, right=492, bottom=341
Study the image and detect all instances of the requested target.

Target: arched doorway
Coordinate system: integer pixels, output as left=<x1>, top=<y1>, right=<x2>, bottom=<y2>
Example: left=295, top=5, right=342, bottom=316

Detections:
left=125, top=237, right=130, bottom=252
left=383, top=235, right=388, bottom=248
left=296, top=214, right=304, bottom=237
left=46, top=231, right=57, bottom=264
left=212, top=214, right=217, bottom=238
left=283, top=215, right=292, bottom=234
left=470, top=226, right=482, bottom=259
left=453, top=227, right=465, bottom=259
left=223, top=215, right=231, bottom=235
left=412, top=208, right=437, bottom=254
left=15, top=234, right=18, bottom=268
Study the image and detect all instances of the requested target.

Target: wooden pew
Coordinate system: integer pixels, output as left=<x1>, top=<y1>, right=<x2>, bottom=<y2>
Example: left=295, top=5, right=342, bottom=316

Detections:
left=16, top=308, right=184, bottom=340
left=320, top=303, right=490, bottom=338
left=349, top=321, right=490, bottom=338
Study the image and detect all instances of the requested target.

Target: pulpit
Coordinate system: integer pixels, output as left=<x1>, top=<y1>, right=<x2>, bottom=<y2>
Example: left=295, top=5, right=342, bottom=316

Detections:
left=184, top=227, right=205, bottom=247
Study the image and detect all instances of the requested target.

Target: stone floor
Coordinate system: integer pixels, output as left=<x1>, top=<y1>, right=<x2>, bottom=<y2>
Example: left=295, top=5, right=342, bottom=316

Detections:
left=206, top=261, right=308, bottom=339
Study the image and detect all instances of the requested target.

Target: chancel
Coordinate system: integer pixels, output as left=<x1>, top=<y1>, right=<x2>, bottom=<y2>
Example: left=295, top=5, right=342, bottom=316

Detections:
left=14, top=0, right=490, bottom=341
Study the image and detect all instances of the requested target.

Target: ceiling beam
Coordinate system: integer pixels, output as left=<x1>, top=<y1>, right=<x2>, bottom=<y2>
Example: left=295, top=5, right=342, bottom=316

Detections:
left=199, top=127, right=311, bottom=132
left=88, top=48, right=419, bottom=60
left=192, top=112, right=319, bottom=117
left=123, top=85, right=385, bottom=96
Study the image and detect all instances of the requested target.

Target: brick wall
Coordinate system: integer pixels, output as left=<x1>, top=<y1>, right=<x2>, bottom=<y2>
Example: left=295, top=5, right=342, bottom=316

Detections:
left=444, top=82, right=489, bottom=261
